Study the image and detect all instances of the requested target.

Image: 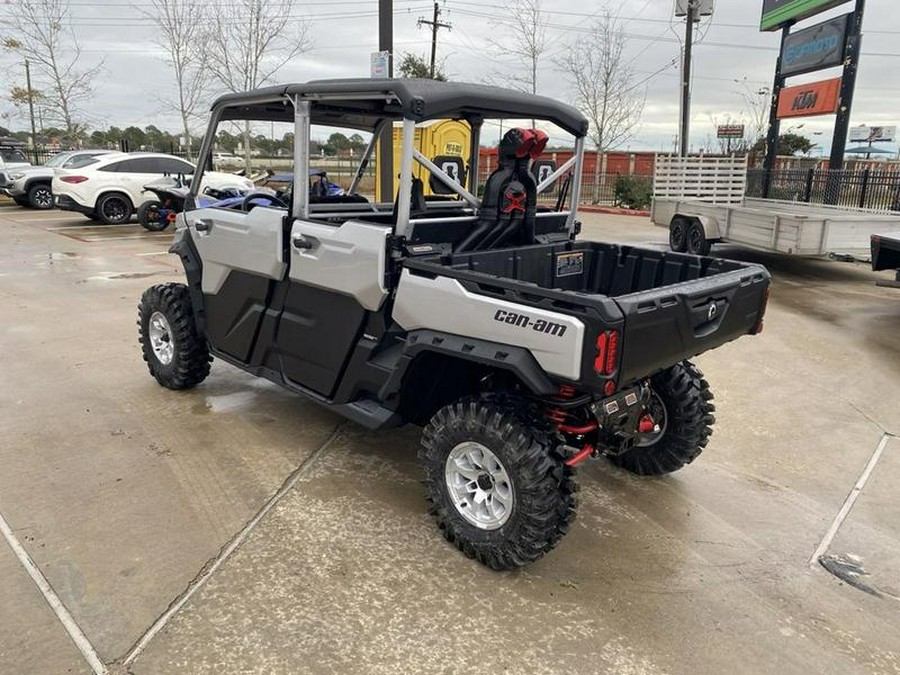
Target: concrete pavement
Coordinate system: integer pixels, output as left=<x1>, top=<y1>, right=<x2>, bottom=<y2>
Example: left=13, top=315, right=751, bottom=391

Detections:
left=0, top=206, right=898, bottom=673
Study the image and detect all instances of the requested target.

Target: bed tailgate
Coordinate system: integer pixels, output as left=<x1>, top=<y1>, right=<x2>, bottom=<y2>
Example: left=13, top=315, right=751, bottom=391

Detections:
left=613, top=265, right=770, bottom=384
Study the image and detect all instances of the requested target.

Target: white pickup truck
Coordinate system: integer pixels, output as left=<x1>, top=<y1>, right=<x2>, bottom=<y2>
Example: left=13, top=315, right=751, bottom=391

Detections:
left=651, top=156, right=900, bottom=258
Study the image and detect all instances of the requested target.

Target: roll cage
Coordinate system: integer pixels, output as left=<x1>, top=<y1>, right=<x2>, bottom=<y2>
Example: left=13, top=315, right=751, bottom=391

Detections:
left=191, top=78, right=589, bottom=238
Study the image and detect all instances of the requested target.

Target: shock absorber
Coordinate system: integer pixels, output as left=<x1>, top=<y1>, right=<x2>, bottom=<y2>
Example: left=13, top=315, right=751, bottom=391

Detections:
left=544, top=386, right=599, bottom=467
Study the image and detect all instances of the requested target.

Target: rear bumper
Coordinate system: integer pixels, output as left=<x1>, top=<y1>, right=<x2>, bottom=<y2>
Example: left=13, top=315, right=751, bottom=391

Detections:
left=55, top=194, right=94, bottom=215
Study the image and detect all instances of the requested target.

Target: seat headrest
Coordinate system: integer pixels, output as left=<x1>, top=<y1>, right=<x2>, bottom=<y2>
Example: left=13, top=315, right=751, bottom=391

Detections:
left=498, top=127, right=549, bottom=161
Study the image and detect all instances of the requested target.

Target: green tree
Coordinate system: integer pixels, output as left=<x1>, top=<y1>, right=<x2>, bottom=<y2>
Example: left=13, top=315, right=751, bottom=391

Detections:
left=397, top=53, right=447, bottom=81
left=752, top=133, right=814, bottom=156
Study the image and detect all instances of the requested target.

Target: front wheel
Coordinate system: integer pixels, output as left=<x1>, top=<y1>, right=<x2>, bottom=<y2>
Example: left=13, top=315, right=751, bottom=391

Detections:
left=419, top=395, right=577, bottom=570
left=27, top=183, right=54, bottom=209
left=608, top=361, right=715, bottom=476
left=138, top=283, right=211, bottom=389
left=138, top=200, right=169, bottom=231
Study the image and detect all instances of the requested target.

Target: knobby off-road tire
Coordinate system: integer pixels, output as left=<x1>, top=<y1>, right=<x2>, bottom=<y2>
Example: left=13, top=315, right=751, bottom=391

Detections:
left=138, top=283, right=211, bottom=389
left=609, top=361, right=715, bottom=476
left=138, top=200, right=169, bottom=231
left=419, top=395, right=577, bottom=570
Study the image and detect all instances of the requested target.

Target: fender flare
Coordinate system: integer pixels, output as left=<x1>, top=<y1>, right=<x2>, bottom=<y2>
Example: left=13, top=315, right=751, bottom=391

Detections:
left=379, top=329, right=558, bottom=401
left=674, top=213, right=722, bottom=240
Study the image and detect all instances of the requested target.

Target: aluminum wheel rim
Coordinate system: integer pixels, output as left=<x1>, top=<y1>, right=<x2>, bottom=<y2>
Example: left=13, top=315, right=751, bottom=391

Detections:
left=148, top=311, right=175, bottom=365
left=445, top=441, right=514, bottom=531
left=33, top=187, right=52, bottom=208
left=636, top=391, right=668, bottom=447
left=103, top=198, right=128, bottom=222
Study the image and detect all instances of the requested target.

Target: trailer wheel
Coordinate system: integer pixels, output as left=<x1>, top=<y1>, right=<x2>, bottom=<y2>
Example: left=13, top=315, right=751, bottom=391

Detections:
left=419, top=394, right=577, bottom=570
left=138, top=283, right=211, bottom=389
left=686, top=220, right=711, bottom=256
left=609, top=361, right=715, bottom=476
left=669, top=217, right=688, bottom=252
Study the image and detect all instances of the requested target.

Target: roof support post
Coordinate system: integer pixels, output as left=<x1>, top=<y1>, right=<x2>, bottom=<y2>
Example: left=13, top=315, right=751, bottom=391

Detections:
left=567, top=136, right=585, bottom=232
left=395, top=117, right=416, bottom=238
left=293, top=98, right=311, bottom=220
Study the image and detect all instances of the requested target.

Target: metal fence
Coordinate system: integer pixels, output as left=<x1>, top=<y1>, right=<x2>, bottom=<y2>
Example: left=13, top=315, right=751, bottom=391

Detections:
left=746, top=168, right=900, bottom=212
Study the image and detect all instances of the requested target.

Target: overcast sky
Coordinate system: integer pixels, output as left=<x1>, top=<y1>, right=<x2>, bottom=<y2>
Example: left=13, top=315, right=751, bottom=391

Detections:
left=1, top=0, right=897, bottom=155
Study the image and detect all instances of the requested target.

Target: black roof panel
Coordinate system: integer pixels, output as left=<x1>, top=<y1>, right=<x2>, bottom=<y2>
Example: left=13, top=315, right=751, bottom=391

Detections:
left=211, top=78, right=588, bottom=137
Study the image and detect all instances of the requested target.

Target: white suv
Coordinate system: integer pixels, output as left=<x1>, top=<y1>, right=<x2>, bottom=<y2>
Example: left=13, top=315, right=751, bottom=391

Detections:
left=52, top=152, right=254, bottom=224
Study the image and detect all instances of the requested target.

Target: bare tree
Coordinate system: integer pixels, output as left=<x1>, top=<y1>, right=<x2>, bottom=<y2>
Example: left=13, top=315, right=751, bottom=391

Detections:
left=734, top=78, right=770, bottom=149
left=556, top=11, right=645, bottom=203
left=488, top=0, right=549, bottom=97
left=204, top=0, right=311, bottom=168
left=145, top=0, right=208, bottom=159
left=2, top=0, right=101, bottom=140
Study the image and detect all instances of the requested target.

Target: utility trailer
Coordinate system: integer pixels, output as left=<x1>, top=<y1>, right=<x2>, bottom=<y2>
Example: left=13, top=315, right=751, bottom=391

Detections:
left=651, top=156, right=900, bottom=257
left=872, top=232, right=900, bottom=288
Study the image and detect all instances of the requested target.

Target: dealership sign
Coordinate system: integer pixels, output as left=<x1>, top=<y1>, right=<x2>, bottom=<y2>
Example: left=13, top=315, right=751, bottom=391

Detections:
left=761, top=0, right=852, bottom=32
left=717, top=125, right=746, bottom=139
left=849, top=125, right=897, bottom=143
left=781, top=15, right=849, bottom=76
left=776, top=77, right=842, bottom=119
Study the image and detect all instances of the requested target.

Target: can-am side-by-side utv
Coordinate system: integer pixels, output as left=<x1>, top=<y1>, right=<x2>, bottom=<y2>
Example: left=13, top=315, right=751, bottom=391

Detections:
left=138, top=79, right=770, bottom=570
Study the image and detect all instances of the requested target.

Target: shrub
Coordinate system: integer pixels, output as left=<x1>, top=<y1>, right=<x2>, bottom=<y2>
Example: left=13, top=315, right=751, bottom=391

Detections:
left=613, top=175, right=653, bottom=210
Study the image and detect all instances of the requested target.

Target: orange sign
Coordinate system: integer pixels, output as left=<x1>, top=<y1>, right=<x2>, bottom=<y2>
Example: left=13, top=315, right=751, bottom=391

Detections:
left=777, top=77, right=842, bottom=119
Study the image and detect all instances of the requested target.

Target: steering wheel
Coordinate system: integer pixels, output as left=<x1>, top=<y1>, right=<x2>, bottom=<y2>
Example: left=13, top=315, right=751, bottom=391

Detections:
left=241, top=191, right=288, bottom=212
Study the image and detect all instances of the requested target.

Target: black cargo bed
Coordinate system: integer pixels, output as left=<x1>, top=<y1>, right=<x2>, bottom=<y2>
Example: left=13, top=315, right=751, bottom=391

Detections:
left=404, top=241, right=770, bottom=386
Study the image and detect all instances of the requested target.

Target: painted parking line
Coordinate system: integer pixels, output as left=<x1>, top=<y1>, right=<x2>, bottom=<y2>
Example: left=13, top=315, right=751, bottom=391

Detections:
left=0, top=511, right=107, bottom=675
left=809, top=433, right=895, bottom=566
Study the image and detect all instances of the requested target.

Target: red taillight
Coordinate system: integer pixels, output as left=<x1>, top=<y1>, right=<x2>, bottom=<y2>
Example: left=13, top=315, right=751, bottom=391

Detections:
left=593, top=329, right=620, bottom=375
left=594, top=332, right=608, bottom=373
left=60, top=175, right=88, bottom=184
left=605, top=330, right=619, bottom=374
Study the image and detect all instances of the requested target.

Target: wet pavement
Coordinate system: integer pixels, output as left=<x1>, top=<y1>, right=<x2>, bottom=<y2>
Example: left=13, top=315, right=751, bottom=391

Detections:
left=0, top=206, right=898, bottom=674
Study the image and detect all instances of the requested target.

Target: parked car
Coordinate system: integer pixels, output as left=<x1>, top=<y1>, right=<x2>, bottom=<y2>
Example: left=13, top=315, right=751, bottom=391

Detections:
left=0, top=150, right=120, bottom=209
left=52, top=152, right=255, bottom=224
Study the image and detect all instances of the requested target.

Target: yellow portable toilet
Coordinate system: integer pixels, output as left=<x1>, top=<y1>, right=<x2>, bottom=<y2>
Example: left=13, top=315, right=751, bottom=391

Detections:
left=375, top=119, right=472, bottom=202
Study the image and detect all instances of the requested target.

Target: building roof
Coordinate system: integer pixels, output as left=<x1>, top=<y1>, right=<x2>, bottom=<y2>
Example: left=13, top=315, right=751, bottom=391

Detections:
left=211, top=78, right=588, bottom=137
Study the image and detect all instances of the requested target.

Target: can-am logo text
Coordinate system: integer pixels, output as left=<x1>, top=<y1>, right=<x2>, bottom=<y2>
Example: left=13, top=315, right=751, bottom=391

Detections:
left=494, top=309, right=567, bottom=337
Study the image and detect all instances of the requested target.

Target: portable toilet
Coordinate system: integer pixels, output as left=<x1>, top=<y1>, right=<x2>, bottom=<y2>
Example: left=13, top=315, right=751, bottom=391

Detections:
left=375, top=119, right=472, bottom=202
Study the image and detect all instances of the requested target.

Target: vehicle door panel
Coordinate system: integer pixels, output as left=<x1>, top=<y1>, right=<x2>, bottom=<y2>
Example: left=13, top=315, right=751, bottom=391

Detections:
left=187, top=206, right=287, bottom=362
left=276, top=219, right=390, bottom=397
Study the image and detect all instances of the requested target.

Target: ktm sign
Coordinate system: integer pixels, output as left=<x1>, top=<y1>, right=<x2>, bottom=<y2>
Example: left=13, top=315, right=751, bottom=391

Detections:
left=777, top=77, right=842, bottom=119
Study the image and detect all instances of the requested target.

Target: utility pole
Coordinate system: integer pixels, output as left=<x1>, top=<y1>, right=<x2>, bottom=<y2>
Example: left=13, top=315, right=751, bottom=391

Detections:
left=378, top=0, right=393, bottom=203
left=678, top=0, right=695, bottom=156
left=418, top=2, right=451, bottom=79
left=24, top=59, right=37, bottom=146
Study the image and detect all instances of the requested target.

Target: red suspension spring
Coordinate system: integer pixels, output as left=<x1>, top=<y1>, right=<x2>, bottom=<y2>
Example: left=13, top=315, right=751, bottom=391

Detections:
left=545, top=386, right=599, bottom=467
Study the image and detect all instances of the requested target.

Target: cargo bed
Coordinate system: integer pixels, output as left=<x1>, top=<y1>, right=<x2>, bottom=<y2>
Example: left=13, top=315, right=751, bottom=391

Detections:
left=404, top=241, right=770, bottom=387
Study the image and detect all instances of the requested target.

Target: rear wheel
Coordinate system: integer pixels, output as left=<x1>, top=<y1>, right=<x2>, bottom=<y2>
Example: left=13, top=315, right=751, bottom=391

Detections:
left=138, top=283, right=211, bottom=389
left=608, top=361, right=715, bottom=476
left=138, top=200, right=168, bottom=231
left=419, top=395, right=577, bottom=570
left=97, top=192, right=133, bottom=224
left=669, top=217, right=688, bottom=252
left=686, top=220, right=711, bottom=256
left=27, top=183, right=53, bottom=210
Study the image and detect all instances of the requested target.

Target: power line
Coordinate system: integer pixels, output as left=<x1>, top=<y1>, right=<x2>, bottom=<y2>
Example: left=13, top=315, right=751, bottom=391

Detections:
left=417, top=2, right=452, bottom=78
